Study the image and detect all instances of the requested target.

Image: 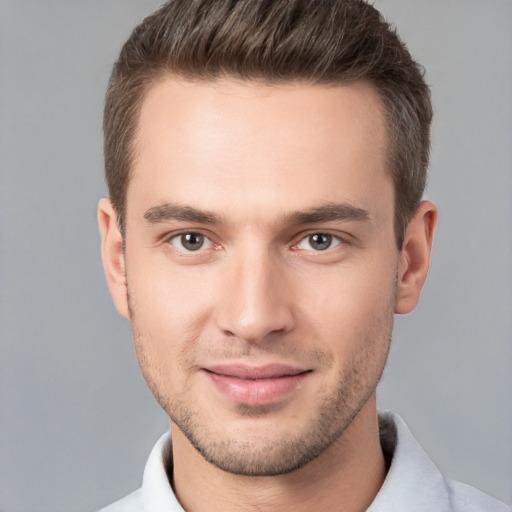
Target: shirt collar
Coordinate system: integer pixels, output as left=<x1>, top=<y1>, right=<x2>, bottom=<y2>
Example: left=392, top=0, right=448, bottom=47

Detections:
left=141, top=411, right=451, bottom=512
left=142, top=431, right=184, bottom=511
left=368, top=410, right=451, bottom=512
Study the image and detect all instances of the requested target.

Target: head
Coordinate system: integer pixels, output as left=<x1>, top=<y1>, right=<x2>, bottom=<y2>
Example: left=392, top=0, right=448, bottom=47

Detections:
left=103, top=0, right=432, bottom=249
left=99, top=0, right=437, bottom=478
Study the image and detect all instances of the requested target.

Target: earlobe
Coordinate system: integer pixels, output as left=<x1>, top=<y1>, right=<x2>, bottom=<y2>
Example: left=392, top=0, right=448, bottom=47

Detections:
left=395, top=201, right=437, bottom=314
left=98, top=198, right=130, bottom=319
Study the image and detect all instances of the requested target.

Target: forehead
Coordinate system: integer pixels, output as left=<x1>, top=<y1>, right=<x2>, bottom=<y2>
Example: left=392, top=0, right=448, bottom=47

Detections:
left=129, top=77, right=391, bottom=222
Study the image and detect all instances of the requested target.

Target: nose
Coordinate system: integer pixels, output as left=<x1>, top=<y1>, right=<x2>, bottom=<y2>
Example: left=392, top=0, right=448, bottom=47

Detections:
left=214, top=247, right=295, bottom=344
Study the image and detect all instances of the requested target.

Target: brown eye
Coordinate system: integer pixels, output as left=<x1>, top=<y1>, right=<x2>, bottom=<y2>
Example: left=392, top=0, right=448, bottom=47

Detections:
left=182, top=233, right=204, bottom=250
left=308, top=233, right=333, bottom=251
left=171, top=232, right=209, bottom=251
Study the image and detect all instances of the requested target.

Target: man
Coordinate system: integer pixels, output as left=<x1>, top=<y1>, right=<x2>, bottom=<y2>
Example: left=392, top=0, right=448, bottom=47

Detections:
left=97, top=1, right=510, bottom=511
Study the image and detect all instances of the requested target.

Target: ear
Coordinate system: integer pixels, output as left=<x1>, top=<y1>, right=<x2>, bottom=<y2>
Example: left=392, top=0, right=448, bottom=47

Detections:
left=98, top=198, right=130, bottom=319
left=395, top=200, right=438, bottom=314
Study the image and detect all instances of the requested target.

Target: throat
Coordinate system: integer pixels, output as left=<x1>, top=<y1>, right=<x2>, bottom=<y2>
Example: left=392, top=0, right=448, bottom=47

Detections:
left=168, top=406, right=387, bottom=512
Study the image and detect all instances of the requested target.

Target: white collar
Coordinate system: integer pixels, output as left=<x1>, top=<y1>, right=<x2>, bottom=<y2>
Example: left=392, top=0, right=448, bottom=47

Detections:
left=136, top=411, right=504, bottom=512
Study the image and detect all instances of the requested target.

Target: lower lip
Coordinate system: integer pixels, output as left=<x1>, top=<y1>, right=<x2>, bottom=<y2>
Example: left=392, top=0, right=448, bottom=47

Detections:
left=205, top=371, right=309, bottom=406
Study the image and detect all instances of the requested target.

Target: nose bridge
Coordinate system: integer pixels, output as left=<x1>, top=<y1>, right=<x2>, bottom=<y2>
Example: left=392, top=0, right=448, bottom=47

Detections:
left=215, top=242, right=294, bottom=343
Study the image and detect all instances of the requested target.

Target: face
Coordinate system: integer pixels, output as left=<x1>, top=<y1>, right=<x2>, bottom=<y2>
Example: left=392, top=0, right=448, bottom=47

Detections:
left=101, top=78, right=421, bottom=476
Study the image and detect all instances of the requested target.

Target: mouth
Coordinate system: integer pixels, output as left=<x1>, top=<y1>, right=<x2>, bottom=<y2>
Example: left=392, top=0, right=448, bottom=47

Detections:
left=203, top=364, right=312, bottom=406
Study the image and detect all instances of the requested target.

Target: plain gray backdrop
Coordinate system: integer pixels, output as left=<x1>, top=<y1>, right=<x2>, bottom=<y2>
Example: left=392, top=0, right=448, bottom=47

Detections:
left=1, top=1, right=511, bottom=511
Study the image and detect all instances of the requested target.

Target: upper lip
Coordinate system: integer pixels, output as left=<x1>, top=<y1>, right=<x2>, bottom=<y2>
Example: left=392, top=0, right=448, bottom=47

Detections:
left=204, top=364, right=309, bottom=380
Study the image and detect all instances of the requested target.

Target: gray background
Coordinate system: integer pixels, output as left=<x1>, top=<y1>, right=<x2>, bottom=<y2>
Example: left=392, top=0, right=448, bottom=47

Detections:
left=0, top=1, right=510, bottom=511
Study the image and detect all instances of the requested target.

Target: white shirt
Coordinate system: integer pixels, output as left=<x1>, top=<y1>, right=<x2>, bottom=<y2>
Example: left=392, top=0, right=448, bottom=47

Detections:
left=98, top=411, right=510, bottom=512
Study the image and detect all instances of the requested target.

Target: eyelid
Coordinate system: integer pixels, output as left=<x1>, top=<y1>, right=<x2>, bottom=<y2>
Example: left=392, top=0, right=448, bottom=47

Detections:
left=161, top=228, right=349, bottom=254
left=291, top=231, right=346, bottom=252
left=165, top=229, right=219, bottom=253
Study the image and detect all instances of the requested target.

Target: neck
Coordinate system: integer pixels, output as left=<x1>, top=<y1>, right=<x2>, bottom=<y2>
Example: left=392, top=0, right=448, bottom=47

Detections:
left=169, top=398, right=386, bottom=512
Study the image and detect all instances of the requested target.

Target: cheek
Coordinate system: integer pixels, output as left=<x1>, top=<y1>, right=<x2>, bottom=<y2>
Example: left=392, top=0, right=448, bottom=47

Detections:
left=125, top=259, right=219, bottom=387
left=319, top=256, right=395, bottom=299
left=299, top=260, right=397, bottom=349
left=127, top=264, right=211, bottom=394
left=127, top=253, right=215, bottom=326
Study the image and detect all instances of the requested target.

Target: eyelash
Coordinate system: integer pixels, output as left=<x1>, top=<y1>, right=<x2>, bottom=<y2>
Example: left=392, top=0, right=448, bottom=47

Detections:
left=166, top=230, right=345, bottom=254
left=168, top=231, right=216, bottom=253
left=292, top=232, right=343, bottom=252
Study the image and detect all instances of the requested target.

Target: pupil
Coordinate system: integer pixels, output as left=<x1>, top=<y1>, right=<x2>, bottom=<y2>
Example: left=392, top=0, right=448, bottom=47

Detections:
left=182, top=233, right=203, bottom=251
left=311, top=233, right=331, bottom=250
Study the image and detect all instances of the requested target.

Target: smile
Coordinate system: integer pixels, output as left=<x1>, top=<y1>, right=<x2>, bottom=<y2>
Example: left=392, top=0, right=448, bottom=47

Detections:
left=203, top=364, right=311, bottom=406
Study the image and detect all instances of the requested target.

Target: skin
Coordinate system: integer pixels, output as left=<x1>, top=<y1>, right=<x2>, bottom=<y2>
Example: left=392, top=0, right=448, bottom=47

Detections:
left=99, top=78, right=437, bottom=512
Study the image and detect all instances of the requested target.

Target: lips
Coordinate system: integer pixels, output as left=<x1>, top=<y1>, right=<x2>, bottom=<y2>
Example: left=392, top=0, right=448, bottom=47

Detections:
left=203, top=364, right=310, bottom=406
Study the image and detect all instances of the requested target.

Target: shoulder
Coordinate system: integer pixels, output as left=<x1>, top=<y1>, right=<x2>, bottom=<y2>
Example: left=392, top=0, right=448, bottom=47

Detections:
left=96, top=488, right=143, bottom=512
left=371, top=411, right=511, bottom=512
left=446, top=479, right=511, bottom=512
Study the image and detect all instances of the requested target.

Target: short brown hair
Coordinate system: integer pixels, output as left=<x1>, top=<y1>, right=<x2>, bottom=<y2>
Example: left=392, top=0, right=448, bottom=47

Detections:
left=104, top=0, right=432, bottom=248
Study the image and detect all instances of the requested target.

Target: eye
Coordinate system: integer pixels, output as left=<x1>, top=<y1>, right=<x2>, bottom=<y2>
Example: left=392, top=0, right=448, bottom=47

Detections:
left=296, top=233, right=341, bottom=251
left=170, top=232, right=211, bottom=252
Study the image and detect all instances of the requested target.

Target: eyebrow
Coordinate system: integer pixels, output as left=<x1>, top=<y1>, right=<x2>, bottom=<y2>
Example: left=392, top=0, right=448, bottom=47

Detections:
left=144, top=204, right=222, bottom=224
left=284, top=203, right=370, bottom=225
left=143, top=202, right=369, bottom=226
